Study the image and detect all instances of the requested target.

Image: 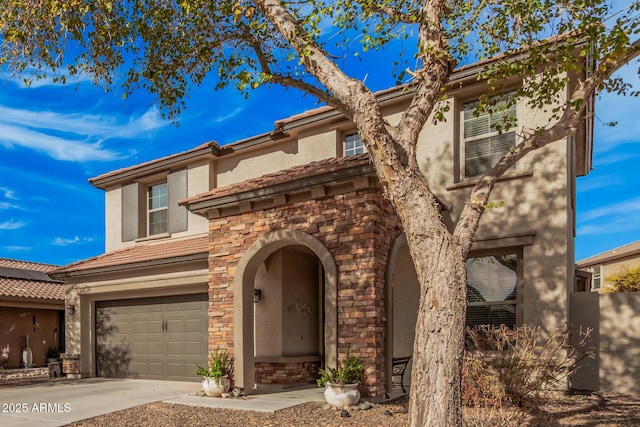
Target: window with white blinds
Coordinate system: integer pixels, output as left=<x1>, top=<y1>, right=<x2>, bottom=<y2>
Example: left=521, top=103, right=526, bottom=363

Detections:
left=466, top=254, right=518, bottom=327
left=148, top=182, right=168, bottom=235
left=463, top=99, right=516, bottom=178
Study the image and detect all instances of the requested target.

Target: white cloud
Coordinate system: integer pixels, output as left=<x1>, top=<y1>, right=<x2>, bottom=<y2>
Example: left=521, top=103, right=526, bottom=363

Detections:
left=0, top=68, right=93, bottom=89
left=0, top=220, right=26, bottom=230
left=0, top=187, right=19, bottom=200
left=2, top=245, right=31, bottom=252
left=52, top=236, right=95, bottom=246
left=576, top=175, right=621, bottom=193
left=0, top=201, right=21, bottom=210
left=577, top=196, right=640, bottom=236
left=0, top=104, right=166, bottom=162
left=593, top=60, right=640, bottom=153
left=213, top=107, right=244, bottom=124
left=0, top=123, right=119, bottom=162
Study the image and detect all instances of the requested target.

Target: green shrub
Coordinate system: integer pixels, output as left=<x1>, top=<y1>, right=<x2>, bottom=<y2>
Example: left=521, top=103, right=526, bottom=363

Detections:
left=605, top=266, right=640, bottom=292
left=317, top=353, right=366, bottom=386
left=195, top=350, right=231, bottom=379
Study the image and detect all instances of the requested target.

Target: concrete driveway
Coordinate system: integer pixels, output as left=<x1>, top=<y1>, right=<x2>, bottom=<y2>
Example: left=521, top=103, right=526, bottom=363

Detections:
left=0, top=378, right=327, bottom=426
left=0, top=378, right=198, bottom=426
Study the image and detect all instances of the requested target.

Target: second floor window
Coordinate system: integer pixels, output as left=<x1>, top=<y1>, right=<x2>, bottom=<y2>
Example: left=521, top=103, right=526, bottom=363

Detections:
left=592, top=265, right=602, bottom=290
left=344, top=133, right=365, bottom=156
left=148, top=182, right=168, bottom=235
left=121, top=169, right=188, bottom=242
left=463, top=98, right=516, bottom=178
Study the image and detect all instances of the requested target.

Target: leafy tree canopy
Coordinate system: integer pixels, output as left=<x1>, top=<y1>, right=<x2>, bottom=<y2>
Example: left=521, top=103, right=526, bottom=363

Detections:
left=1, top=0, right=638, bottom=123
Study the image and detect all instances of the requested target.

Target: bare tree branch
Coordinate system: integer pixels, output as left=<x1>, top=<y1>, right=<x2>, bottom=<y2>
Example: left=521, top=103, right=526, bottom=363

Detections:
left=396, top=0, right=453, bottom=169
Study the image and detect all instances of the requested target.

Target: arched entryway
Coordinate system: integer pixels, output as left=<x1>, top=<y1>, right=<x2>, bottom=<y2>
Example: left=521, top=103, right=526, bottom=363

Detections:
left=385, top=234, right=420, bottom=394
left=233, top=230, right=337, bottom=391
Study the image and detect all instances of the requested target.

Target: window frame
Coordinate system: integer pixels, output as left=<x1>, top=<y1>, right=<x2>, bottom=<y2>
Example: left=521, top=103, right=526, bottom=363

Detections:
left=344, top=133, right=366, bottom=156
left=147, top=181, right=168, bottom=236
left=591, top=265, right=602, bottom=290
left=465, top=250, right=521, bottom=328
left=461, top=95, right=517, bottom=179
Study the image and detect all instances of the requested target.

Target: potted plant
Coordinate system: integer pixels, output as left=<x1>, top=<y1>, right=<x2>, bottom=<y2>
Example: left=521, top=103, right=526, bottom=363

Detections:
left=46, top=346, right=60, bottom=363
left=195, top=350, right=231, bottom=397
left=317, top=353, right=366, bottom=407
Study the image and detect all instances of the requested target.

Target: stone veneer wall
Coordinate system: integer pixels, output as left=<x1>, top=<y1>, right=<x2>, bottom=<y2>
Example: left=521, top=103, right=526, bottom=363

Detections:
left=207, top=187, right=401, bottom=397
left=254, top=361, right=321, bottom=385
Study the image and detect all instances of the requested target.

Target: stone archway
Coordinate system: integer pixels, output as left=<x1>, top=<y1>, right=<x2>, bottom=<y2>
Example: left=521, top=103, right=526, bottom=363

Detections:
left=233, top=229, right=337, bottom=391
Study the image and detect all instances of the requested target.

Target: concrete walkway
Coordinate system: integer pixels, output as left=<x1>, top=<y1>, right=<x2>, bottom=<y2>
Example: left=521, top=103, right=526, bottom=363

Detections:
left=0, top=378, right=325, bottom=427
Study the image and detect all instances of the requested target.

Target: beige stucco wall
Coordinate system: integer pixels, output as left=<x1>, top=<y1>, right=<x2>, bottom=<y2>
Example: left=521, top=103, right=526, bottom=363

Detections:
left=599, top=292, right=640, bottom=394
left=63, top=263, right=208, bottom=377
left=569, top=292, right=640, bottom=394
left=104, top=161, right=211, bottom=252
left=411, top=87, right=572, bottom=332
left=255, top=247, right=321, bottom=358
left=104, top=186, right=123, bottom=252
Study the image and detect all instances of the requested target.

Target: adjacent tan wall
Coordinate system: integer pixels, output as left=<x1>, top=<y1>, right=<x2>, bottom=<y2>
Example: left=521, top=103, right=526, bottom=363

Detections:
left=0, top=307, right=62, bottom=368
left=569, top=292, right=640, bottom=394
left=599, top=292, right=640, bottom=394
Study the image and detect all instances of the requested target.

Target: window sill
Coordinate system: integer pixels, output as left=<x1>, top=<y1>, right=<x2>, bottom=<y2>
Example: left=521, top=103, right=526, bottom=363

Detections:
left=446, top=170, right=533, bottom=191
left=134, top=233, right=171, bottom=243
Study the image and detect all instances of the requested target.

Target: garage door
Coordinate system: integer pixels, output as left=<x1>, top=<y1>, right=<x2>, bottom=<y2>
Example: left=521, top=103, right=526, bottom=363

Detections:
left=96, top=293, right=208, bottom=381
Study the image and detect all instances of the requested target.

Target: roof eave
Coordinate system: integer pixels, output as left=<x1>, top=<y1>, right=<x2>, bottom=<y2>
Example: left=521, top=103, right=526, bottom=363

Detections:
left=51, top=252, right=209, bottom=279
left=90, top=144, right=221, bottom=189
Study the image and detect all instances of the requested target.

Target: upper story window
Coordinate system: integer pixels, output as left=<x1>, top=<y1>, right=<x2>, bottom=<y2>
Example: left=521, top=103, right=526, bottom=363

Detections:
left=463, top=98, right=516, bottom=178
left=121, top=169, right=188, bottom=242
left=591, top=265, right=602, bottom=290
left=148, top=182, right=168, bottom=235
left=344, top=133, right=365, bottom=156
left=466, top=253, right=518, bottom=328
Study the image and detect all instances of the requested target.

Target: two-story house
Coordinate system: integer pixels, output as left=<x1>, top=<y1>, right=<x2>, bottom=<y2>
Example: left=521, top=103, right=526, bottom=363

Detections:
left=51, top=58, right=592, bottom=397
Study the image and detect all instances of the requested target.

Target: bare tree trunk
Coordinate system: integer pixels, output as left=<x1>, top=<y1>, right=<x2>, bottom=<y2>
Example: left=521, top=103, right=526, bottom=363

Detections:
left=385, top=169, right=468, bottom=427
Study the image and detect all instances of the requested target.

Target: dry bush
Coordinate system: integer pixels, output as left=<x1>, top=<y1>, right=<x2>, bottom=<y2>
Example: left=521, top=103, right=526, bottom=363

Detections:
left=462, top=324, right=593, bottom=426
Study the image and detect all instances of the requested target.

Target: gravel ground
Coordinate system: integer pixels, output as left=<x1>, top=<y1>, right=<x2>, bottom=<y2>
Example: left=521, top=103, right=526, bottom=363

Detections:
left=64, top=392, right=640, bottom=427
left=67, top=396, right=410, bottom=427
left=2, top=374, right=639, bottom=426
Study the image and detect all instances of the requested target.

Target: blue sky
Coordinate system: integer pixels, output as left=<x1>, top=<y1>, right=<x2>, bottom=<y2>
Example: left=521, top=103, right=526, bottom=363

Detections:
left=0, top=33, right=638, bottom=267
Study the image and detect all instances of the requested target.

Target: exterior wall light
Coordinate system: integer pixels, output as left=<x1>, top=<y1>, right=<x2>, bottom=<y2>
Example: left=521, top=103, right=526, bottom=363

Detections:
left=254, top=289, right=262, bottom=303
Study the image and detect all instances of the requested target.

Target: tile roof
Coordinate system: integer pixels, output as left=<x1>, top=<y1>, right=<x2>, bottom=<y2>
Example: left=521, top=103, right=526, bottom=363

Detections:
left=183, top=153, right=372, bottom=205
left=0, top=277, right=64, bottom=301
left=0, top=259, right=63, bottom=302
left=53, top=235, right=209, bottom=275
left=0, top=258, right=58, bottom=272
left=577, top=240, right=640, bottom=268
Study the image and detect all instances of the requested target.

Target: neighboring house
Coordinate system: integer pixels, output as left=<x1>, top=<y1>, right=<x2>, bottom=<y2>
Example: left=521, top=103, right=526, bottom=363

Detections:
left=571, top=241, right=640, bottom=394
left=0, top=258, right=64, bottom=368
left=51, top=59, right=592, bottom=397
left=576, top=240, right=640, bottom=291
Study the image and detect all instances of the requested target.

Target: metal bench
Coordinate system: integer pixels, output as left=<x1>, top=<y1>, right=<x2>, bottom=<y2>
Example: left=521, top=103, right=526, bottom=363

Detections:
left=391, top=355, right=411, bottom=393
